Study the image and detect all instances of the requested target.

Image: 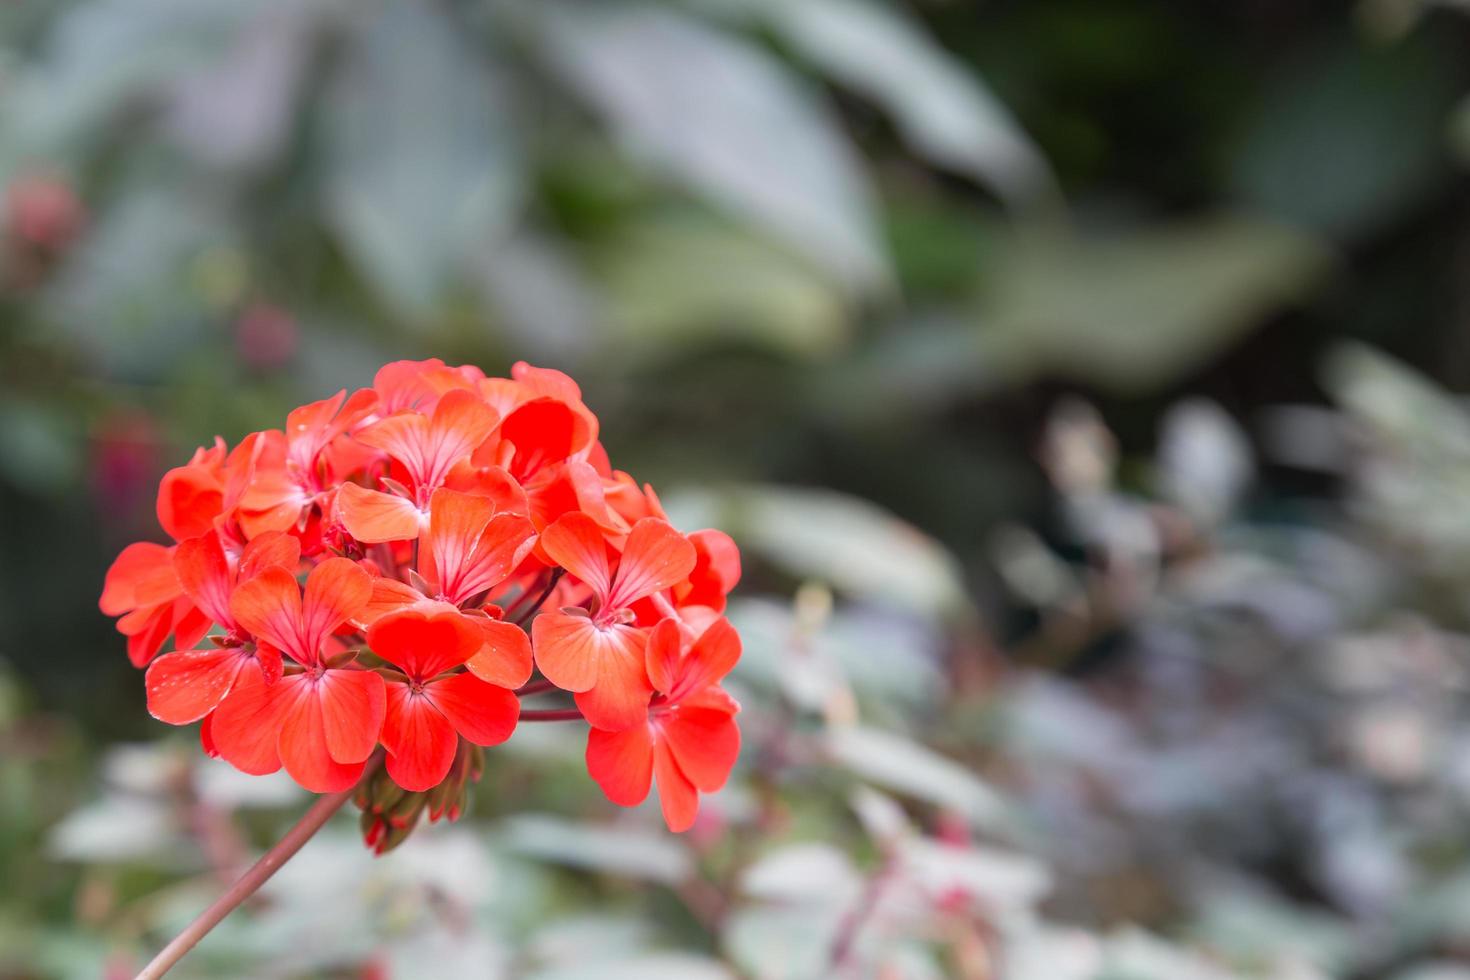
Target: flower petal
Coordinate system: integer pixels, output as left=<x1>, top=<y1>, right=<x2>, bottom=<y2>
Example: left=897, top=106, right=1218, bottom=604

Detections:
left=145, top=647, right=245, bottom=725
left=210, top=670, right=286, bottom=776
left=465, top=617, right=534, bottom=688
left=586, top=724, right=654, bottom=807
left=539, top=512, right=613, bottom=603
left=317, top=669, right=386, bottom=764
left=381, top=683, right=458, bottom=792
left=427, top=672, right=519, bottom=746
left=532, top=611, right=642, bottom=694
left=606, top=518, right=696, bottom=612
left=230, top=566, right=307, bottom=662
left=337, top=483, right=423, bottom=543
left=653, top=739, right=700, bottom=832
left=278, top=677, right=366, bottom=792
left=659, top=705, right=740, bottom=792
left=367, top=609, right=481, bottom=681
left=666, top=616, right=742, bottom=705
left=300, top=557, right=373, bottom=658
left=173, top=532, right=233, bottom=627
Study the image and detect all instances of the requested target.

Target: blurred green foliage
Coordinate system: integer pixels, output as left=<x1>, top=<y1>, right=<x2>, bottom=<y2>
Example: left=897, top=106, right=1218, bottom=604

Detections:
left=4, top=0, right=1470, bottom=977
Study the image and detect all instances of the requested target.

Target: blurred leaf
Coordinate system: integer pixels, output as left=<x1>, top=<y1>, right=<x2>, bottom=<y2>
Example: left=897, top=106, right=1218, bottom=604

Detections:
left=1156, top=398, right=1253, bottom=525
left=0, top=398, right=80, bottom=494
left=594, top=216, right=849, bottom=360
left=48, top=795, right=180, bottom=864
left=319, top=3, right=522, bottom=316
left=978, top=215, right=1332, bottom=393
left=723, top=905, right=844, bottom=980
left=538, top=3, right=887, bottom=289
left=527, top=954, right=735, bottom=980
left=679, top=485, right=970, bottom=621
left=759, top=0, right=1056, bottom=206
left=739, top=843, right=863, bottom=905
left=500, top=814, right=692, bottom=884
left=1229, top=34, right=1456, bottom=237
left=827, top=726, right=1016, bottom=835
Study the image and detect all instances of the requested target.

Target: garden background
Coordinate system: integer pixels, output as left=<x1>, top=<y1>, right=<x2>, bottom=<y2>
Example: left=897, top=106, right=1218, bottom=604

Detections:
left=5, top=1, right=1470, bottom=977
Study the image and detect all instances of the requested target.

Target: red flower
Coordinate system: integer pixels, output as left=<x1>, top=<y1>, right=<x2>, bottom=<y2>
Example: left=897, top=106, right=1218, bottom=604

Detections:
left=99, top=359, right=743, bottom=850
left=368, top=609, right=520, bottom=792
left=586, top=617, right=742, bottom=831
left=533, top=513, right=696, bottom=729
left=210, top=558, right=384, bottom=792
left=144, top=530, right=300, bottom=724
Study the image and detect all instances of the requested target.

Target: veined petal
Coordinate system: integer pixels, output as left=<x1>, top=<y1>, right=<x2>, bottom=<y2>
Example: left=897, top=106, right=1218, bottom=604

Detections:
left=532, top=611, right=642, bottom=694
left=278, top=677, right=365, bottom=792
left=425, top=389, right=500, bottom=488
left=100, top=542, right=177, bottom=615
left=238, top=531, right=301, bottom=582
left=211, top=670, right=287, bottom=776
left=658, top=705, right=740, bottom=792
left=539, top=512, right=613, bottom=602
left=338, top=483, right=423, bottom=543
left=367, top=609, right=481, bottom=681
left=653, top=740, right=700, bottom=832
left=381, top=683, right=458, bottom=792
left=606, top=518, right=696, bottom=612
left=145, top=647, right=245, bottom=725
left=317, top=669, right=386, bottom=764
left=573, top=625, right=653, bottom=731
left=300, top=558, right=373, bottom=658
left=173, top=532, right=233, bottom=627
left=230, top=566, right=307, bottom=662
left=665, top=616, right=742, bottom=705
left=427, top=672, right=519, bottom=746
left=425, top=487, right=535, bottom=604
left=586, top=724, right=655, bottom=807
left=465, top=617, right=533, bottom=688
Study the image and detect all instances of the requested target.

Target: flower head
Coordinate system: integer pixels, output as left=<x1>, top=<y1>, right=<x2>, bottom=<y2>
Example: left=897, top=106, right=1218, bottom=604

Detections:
left=100, top=360, right=743, bottom=847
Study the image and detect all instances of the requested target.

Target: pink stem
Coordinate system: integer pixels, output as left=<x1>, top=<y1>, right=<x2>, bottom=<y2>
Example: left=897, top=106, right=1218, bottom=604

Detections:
left=519, top=708, right=585, bottom=722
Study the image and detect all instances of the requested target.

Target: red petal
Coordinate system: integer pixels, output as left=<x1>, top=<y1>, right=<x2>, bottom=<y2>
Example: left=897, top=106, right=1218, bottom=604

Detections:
left=381, top=683, right=458, bottom=792
left=658, top=705, right=740, bottom=792
left=666, top=616, right=742, bottom=705
left=300, top=558, right=373, bottom=659
left=644, top=618, right=683, bottom=698
left=317, top=669, right=386, bottom=764
left=465, top=617, right=534, bottom=688
left=238, top=530, right=301, bottom=582
left=499, top=398, right=590, bottom=482
left=539, top=512, right=613, bottom=601
left=426, top=389, right=500, bottom=486
left=145, top=647, right=245, bottom=724
left=575, top=656, right=653, bottom=732
left=367, top=609, right=481, bottom=681
left=229, top=566, right=306, bottom=662
left=100, top=542, right=176, bottom=615
left=337, top=483, right=423, bottom=543
left=680, top=529, right=741, bottom=611
left=424, top=487, right=535, bottom=605
left=278, top=676, right=367, bottom=792
left=653, top=740, right=700, bottom=832
left=586, top=724, right=654, bottom=806
left=156, top=444, right=225, bottom=542
left=531, top=611, right=641, bottom=693
left=173, top=532, right=233, bottom=626
left=427, top=672, right=519, bottom=746
left=210, top=670, right=286, bottom=775
left=606, top=518, right=696, bottom=612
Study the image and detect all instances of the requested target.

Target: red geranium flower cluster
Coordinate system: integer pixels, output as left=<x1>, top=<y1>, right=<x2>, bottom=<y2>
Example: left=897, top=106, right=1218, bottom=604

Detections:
left=100, top=361, right=742, bottom=844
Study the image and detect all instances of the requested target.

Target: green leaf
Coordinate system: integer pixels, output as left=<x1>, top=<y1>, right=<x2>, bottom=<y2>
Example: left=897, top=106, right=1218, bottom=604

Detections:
left=538, top=4, right=886, bottom=289
left=319, top=3, right=522, bottom=317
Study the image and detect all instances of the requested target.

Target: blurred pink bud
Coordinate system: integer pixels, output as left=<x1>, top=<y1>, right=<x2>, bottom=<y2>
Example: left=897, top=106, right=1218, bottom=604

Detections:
left=235, top=302, right=298, bottom=370
left=5, top=173, right=84, bottom=250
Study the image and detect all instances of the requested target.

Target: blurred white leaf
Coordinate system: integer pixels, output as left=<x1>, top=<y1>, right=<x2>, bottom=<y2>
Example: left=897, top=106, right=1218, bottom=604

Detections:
left=1158, top=398, right=1253, bottom=525
left=48, top=795, right=180, bottom=863
left=827, top=726, right=1016, bottom=835
left=539, top=4, right=886, bottom=289
left=500, top=814, right=692, bottom=884
left=740, top=843, right=863, bottom=905
left=723, top=905, right=844, bottom=980
left=763, top=0, right=1054, bottom=206
left=527, top=954, right=735, bottom=980
left=321, top=3, right=522, bottom=316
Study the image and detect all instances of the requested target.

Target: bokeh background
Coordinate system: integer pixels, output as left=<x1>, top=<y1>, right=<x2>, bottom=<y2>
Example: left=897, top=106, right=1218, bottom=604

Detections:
left=5, top=0, right=1470, bottom=977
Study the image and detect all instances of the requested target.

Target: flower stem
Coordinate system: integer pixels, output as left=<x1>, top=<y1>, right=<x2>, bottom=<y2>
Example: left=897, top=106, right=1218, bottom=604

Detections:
left=519, top=707, right=584, bottom=722
left=135, top=755, right=381, bottom=979
left=511, top=568, right=564, bottom=626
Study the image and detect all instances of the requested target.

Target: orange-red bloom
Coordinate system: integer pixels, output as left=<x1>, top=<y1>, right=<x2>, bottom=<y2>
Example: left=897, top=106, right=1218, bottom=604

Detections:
left=99, top=359, right=743, bottom=844
left=586, top=617, right=742, bottom=831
